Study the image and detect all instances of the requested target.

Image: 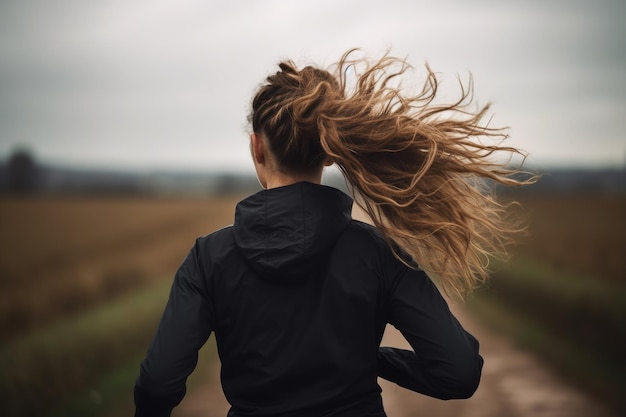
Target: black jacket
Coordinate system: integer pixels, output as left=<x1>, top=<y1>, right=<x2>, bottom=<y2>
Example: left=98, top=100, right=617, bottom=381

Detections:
left=134, top=182, right=483, bottom=417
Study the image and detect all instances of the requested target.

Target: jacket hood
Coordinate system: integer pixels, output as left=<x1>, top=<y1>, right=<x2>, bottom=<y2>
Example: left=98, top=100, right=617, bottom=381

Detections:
left=233, top=182, right=353, bottom=282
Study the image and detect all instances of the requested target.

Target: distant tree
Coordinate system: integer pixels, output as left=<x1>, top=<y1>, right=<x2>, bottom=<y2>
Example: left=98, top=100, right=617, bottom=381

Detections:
left=7, top=149, right=39, bottom=193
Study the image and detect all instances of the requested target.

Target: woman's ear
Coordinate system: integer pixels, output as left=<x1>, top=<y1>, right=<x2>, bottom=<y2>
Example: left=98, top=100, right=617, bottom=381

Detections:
left=250, top=132, right=268, bottom=189
left=250, top=133, right=266, bottom=165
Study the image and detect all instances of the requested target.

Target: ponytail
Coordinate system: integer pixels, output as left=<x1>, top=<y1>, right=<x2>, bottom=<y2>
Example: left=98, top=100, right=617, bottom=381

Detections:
left=250, top=49, right=536, bottom=297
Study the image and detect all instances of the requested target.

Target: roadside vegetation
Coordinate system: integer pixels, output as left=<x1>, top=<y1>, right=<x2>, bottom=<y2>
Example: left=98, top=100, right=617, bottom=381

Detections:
left=468, top=194, right=626, bottom=414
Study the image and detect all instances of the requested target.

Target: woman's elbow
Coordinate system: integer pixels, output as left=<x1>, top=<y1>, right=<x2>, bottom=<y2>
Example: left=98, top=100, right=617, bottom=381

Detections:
left=443, top=373, right=481, bottom=400
left=436, top=355, right=483, bottom=400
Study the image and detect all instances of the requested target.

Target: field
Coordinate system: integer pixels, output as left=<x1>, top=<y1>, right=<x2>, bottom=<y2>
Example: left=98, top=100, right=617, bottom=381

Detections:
left=0, top=196, right=241, bottom=338
left=0, top=192, right=625, bottom=416
left=0, top=195, right=243, bottom=417
left=468, top=194, right=626, bottom=413
left=510, top=195, right=626, bottom=283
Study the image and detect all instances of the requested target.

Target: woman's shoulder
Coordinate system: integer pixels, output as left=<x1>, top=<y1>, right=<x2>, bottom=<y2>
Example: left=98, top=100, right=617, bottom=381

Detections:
left=193, top=225, right=237, bottom=258
left=343, top=220, right=419, bottom=268
left=340, top=219, right=388, bottom=251
left=347, top=218, right=380, bottom=234
left=198, top=224, right=235, bottom=241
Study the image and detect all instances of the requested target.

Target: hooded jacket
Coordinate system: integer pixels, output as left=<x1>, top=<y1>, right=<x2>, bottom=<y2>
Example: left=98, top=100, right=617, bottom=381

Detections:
left=134, top=182, right=483, bottom=417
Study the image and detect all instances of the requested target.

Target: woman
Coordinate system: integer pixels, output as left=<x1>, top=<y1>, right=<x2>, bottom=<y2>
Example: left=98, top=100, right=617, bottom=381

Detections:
left=134, top=50, right=533, bottom=417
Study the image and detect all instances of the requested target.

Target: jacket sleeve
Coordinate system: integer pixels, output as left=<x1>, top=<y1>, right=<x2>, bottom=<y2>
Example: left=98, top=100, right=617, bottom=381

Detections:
left=377, top=260, right=483, bottom=400
left=134, top=242, right=213, bottom=417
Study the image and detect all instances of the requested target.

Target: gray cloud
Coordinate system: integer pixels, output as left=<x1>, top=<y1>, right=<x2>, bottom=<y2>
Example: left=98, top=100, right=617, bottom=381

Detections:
left=0, top=0, right=624, bottom=171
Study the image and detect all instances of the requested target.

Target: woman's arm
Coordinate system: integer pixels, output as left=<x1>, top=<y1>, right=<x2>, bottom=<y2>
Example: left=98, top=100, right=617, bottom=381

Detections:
left=378, top=264, right=483, bottom=400
left=134, top=242, right=213, bottom=417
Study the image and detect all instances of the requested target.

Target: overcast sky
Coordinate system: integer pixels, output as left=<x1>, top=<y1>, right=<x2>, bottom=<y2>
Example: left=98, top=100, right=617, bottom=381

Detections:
left=0, top=0, right=624, bottom=174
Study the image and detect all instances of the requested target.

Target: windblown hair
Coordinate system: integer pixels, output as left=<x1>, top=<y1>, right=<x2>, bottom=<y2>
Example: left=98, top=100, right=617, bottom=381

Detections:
left=249, top=49, right=536, bottom=298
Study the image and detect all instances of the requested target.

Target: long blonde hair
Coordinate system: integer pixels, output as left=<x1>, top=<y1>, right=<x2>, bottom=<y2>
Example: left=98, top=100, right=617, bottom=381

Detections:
left=249, top=49, right=536, bottom=297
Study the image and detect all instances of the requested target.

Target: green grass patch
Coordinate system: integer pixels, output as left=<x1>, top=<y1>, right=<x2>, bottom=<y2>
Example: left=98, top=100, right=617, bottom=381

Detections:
left=48, top=354, right=146, bottom=417
left=486, top=257, right=626, bottom=360
left=48, top=338, right=218, bottom=417
left=0, top=279, right=173, bottom=417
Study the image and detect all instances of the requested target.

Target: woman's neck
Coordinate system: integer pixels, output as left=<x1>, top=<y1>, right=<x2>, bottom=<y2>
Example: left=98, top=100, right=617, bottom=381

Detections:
left=264, top=169, right=323, bottom=189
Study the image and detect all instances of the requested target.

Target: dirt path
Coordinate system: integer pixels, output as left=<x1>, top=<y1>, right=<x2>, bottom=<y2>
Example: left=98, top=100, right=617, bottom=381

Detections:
left=175, top=306, right=618, bottom=417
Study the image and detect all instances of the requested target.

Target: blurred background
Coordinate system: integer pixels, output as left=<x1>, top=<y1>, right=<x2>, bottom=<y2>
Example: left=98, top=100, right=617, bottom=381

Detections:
left=0, top=1, right=624, bottom=416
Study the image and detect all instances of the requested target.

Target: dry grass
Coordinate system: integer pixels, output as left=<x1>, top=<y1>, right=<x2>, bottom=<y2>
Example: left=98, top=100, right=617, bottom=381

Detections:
left=0, top=195, right=243, bottom=339
left=510, top=194, right=626, bottom=284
